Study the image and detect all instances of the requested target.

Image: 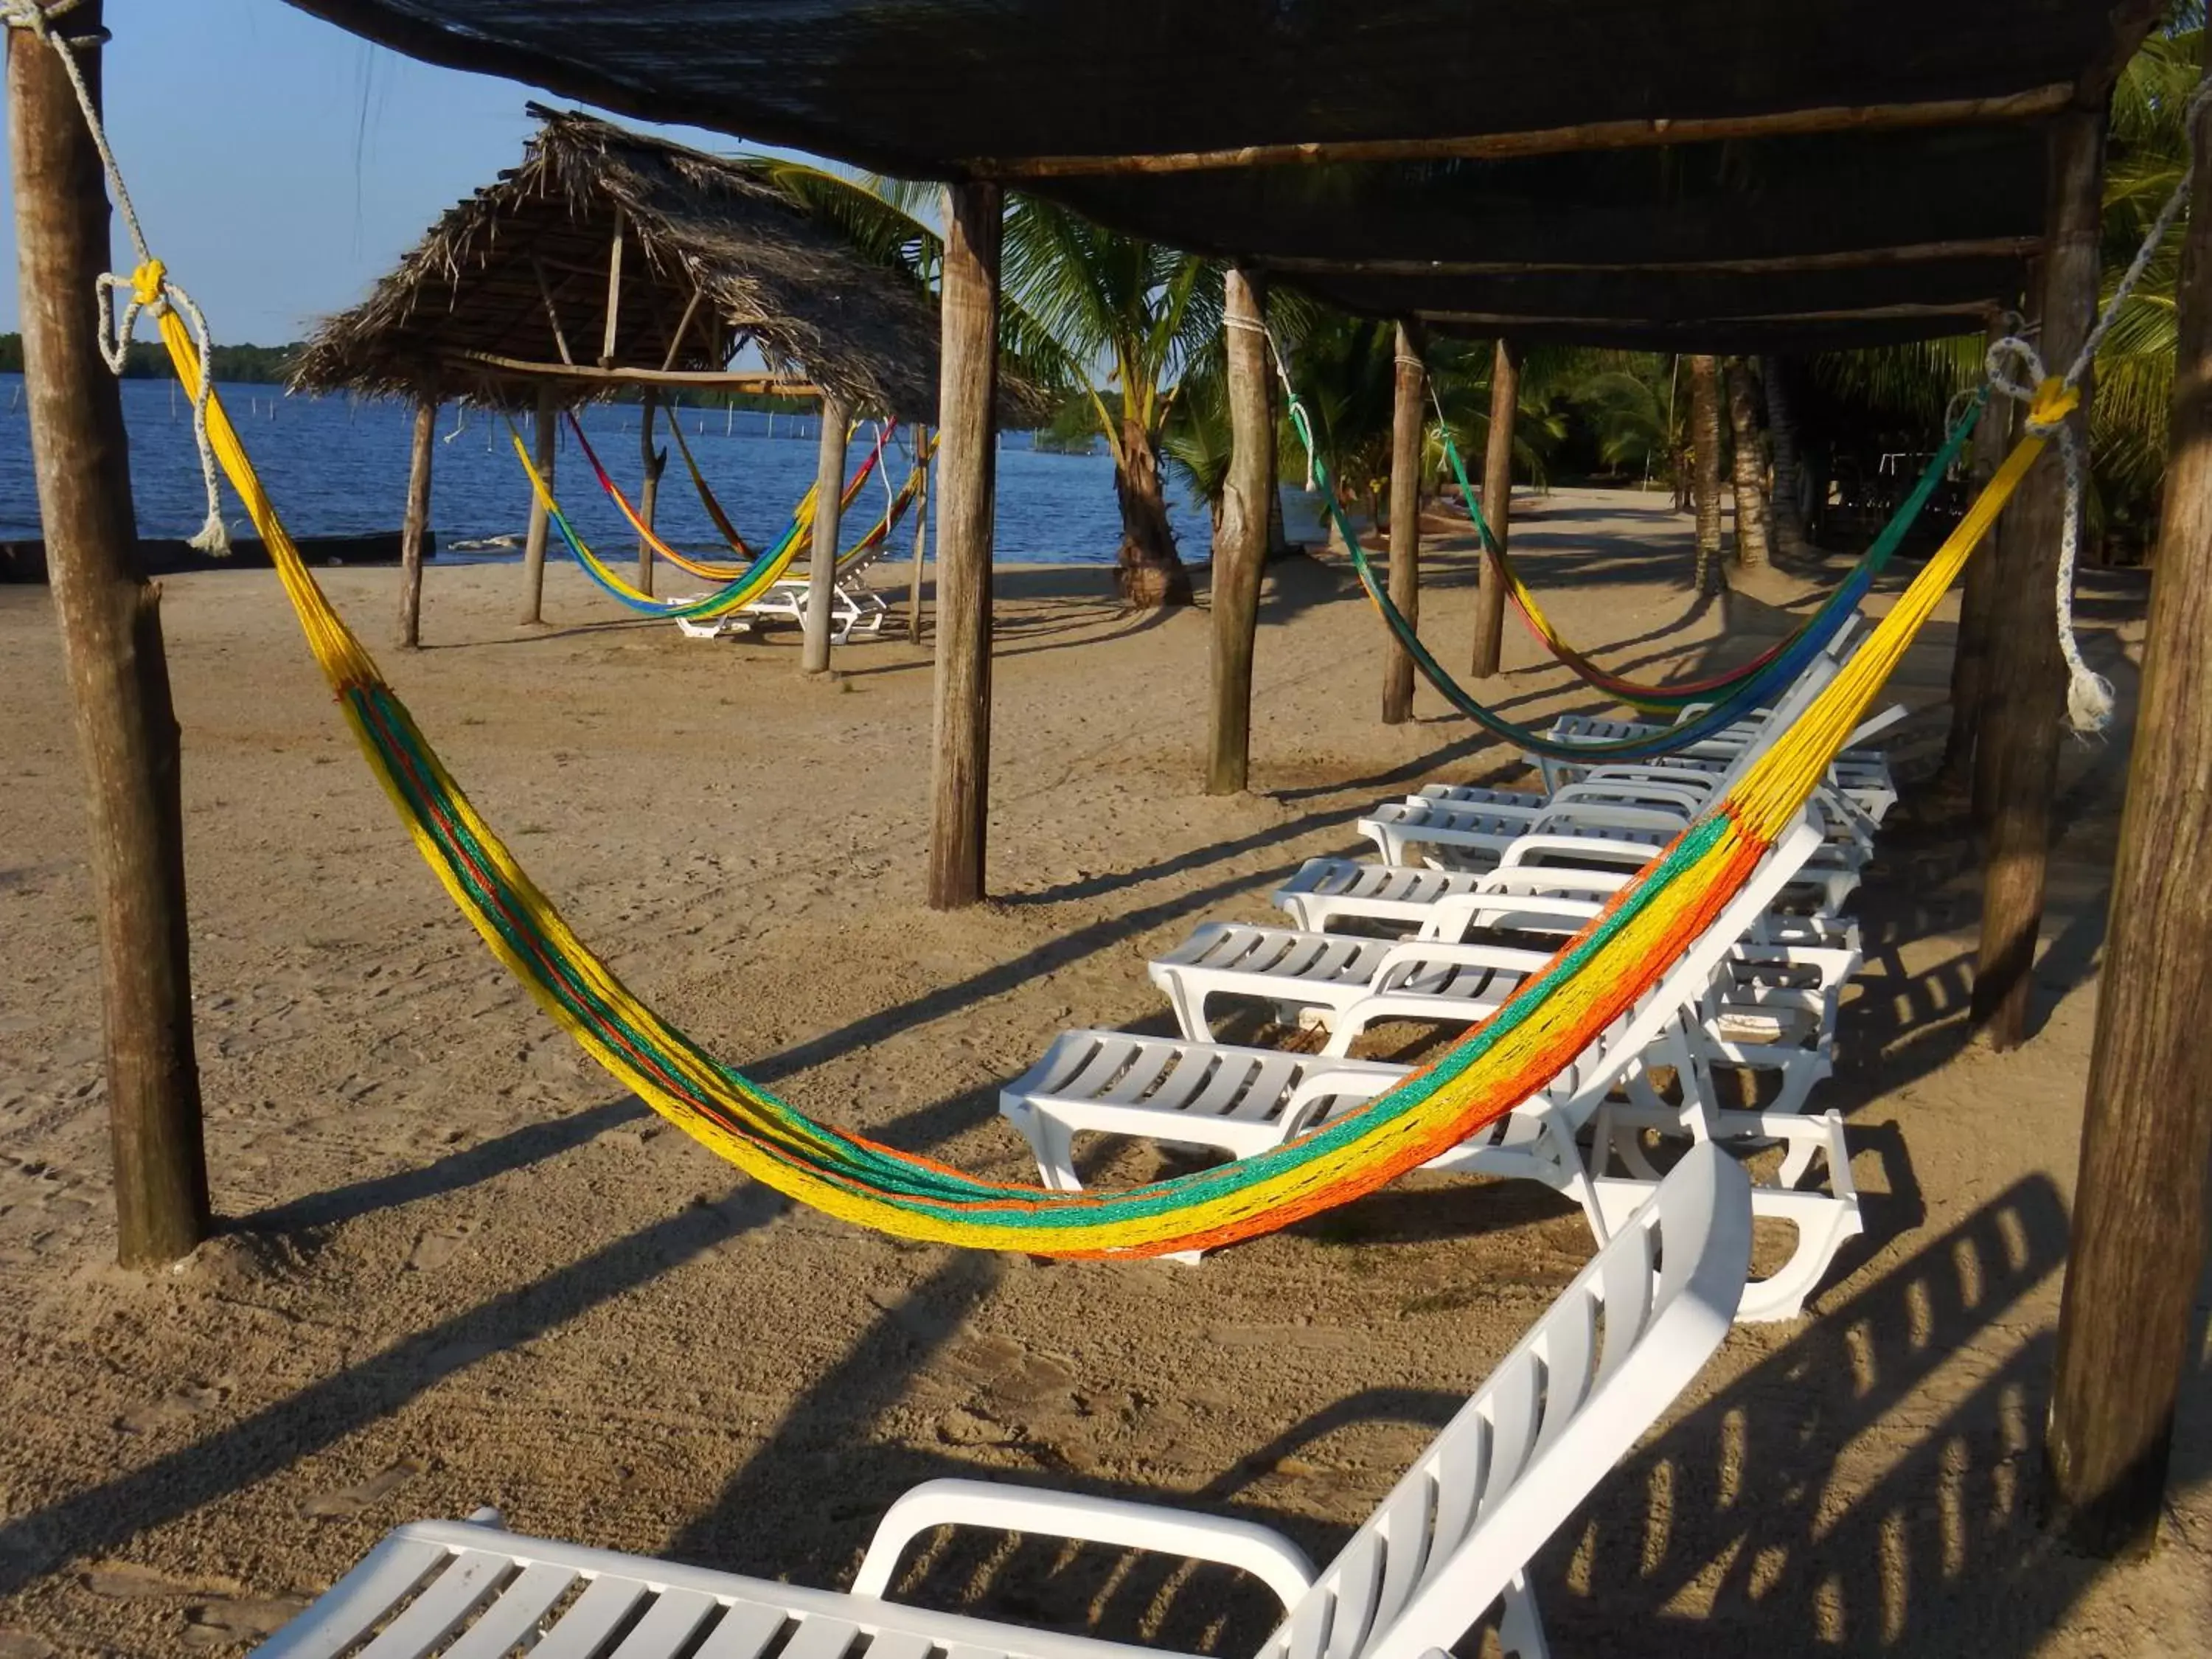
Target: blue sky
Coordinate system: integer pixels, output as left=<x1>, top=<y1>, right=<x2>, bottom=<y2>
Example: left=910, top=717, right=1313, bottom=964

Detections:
left=0, top=0, right=828, bottom=342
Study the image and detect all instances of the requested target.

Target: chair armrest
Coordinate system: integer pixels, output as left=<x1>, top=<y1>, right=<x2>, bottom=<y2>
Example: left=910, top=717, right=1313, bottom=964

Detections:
left=853, top=1479, right=1315, bottom=1610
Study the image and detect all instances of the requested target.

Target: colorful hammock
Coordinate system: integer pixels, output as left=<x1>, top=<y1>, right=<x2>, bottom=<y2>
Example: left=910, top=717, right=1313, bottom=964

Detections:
left=1434, top=422, right=1816, bottom=714
left=1316, top=392, right=1983, bottom=765
left=509, top=422, right=930, bottom=620
left=568, top=411, right=892, bottom=583
left=146, top=276, right=2066, bottom=1258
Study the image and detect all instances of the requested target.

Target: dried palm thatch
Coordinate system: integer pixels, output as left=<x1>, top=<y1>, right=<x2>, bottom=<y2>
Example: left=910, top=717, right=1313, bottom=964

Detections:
left=291, top=106, right=949, bottom=418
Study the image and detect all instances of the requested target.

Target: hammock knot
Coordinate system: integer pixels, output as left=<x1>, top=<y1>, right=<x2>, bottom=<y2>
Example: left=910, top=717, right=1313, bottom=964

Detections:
left=131, top=258, right=167, bottom=309
left=2025, top=377, right=2080, bottom=437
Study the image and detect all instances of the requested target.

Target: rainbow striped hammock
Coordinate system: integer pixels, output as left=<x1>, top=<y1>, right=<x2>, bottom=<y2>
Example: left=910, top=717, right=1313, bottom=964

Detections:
left=155, top=299, right=2067, bottom=1258
left=1310, top=392, right=1981, bottom=766
left=1430, top=420, right=1931, bottom=717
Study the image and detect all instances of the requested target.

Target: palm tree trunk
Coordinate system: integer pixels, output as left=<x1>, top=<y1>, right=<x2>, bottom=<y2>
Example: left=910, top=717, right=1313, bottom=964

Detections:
left=1687, top=355, right=1726, bottom=591
left=1115, top=417, right=1192, bottom=606
left=1759, top=355, right=1812, bottom=559
left=1725, top=358, right=1773, bottom=568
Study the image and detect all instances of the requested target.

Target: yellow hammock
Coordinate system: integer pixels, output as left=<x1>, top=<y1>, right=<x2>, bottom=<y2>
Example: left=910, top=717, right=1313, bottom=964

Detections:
left=151, top=251, right=2067, bottom=1255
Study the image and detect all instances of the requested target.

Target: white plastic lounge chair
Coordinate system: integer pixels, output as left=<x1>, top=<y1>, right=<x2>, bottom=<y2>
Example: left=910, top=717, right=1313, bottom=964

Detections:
left=675, top=578, right=888, bottom=645
left=251, top=1145, right=1753, bottom=1659
left=1011, top=816, right=1860, bottom=1321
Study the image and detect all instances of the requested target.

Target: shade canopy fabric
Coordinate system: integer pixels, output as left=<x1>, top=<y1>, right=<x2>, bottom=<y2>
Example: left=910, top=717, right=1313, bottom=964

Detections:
left=279, top=1, right=2162, bottom=352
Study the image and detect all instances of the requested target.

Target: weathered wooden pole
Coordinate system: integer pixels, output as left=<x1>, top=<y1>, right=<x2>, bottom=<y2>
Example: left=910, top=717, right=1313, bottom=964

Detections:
left=519, top=386, right=557, bottom=625
left=2044, top=58, right=2212, bottom=1560
left=905, top=427, right=931, bottom=647
left=1759, top=355, right=1813, bottom=560
left=397, top=397, right=435, bottom=649
left=801, top=394, right=850, bottom=675
left=1969, top=108, right=2105, bottom=1048
left=9, top=0, right=210, bottom=1266
left=636, top=388, right=664, bottom=597
left=1935, top=312, right=2018, bottom=796
left=1381, top=321, right=1425, bottom=724
left=1206, top=265, right=1273, bottom=792
left=1471, top=338, right=1519, bottom=677
left=926, top=183, right=1001, bottom=909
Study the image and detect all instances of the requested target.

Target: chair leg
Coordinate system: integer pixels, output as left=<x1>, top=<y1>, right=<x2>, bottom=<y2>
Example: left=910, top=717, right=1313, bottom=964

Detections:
left=1017, top=1112, right=1083, bottom=1192
left=1497, top=1571, right=1551, bottom=1659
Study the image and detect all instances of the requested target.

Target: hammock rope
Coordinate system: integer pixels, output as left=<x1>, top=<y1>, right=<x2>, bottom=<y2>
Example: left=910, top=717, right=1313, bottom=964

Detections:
left=1430, top=414, right=1838, bottom=714
left=1281, top=359, right=1984, bottom=765
left=571, top=411, right=890, bottom=583
left=10, top=0, right=2141, bottom=1259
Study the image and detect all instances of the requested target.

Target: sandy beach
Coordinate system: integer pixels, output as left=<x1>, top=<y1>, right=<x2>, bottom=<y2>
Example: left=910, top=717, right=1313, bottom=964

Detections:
left=0, top=487, right=2205, bottom=1656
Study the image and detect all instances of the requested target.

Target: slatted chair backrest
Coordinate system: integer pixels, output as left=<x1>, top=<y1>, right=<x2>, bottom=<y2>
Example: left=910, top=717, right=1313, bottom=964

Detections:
left=1259, top=1143, right=1751, bottom=1659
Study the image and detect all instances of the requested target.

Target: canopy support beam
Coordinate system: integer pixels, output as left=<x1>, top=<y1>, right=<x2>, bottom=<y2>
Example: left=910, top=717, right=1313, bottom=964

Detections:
left=970, top=86, right=2076, bottom=177
left=1208, top=265, right=1273, bottom=790
left=1382, top=321, right=1424, bottom=724
left=399, top=397, right=434, bottom=647
left=8, top=0, right=209, bottom=1267
left=927, top=181, right=1001, bottom=909
left=2045, top=42, right=2212, bottom=1559
left=1472, top=339, right=1518, bottom=678
left=803, top=394, right=850, bottom=675
left=1969, top=107, right=2104, bottom=1048
left=447, top=350, right=817, bottom=395
left=519, top=385, right=556, bottom=625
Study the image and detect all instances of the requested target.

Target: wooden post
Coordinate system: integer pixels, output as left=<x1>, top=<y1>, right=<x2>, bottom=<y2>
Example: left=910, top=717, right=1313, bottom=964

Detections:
left=927, top=183, right=1001, bottom=909
left=1207, top=265, right=1273, bottom=792
left=802, top=394, right=850, bottom=675
left=2044, top=55, right=2212, bottom=1559
left=1936, top=313, right=2018, bottom=796
left=1969, top=108, right=2106, bottom=1048
left=905, top=427, right=931, bottom=646
left=519, top=386, right=556, bottom=625
left=599, top=212, right=624, bottom=368
left=9, top=1, right=210, bottom=1266
left=1471, top=338, right=1519, bottom=677
left=636, top=388, right=664, bottom=597
left=397, top=397, right=434, bottom=648
left=1381, top=321, right=1425, bottom=724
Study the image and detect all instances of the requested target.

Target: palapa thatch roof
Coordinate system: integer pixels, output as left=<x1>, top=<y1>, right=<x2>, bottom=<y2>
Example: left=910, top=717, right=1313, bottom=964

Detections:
left=291, top=107, right=943, bottom=419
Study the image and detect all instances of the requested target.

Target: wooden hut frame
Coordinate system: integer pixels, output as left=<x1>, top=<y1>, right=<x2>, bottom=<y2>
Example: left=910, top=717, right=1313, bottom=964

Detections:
left=289, top=105, right=943, bottom=644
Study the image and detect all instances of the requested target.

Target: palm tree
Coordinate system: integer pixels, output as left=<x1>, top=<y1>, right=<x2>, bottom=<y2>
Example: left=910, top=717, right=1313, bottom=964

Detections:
left=1687, top=355, right=1728, bottom=590
left=998, top=197, right=1221, bottom=605
left=1760, top=355, right=1815, bottom=557
left=1725, top=358, right=1774, bottom=566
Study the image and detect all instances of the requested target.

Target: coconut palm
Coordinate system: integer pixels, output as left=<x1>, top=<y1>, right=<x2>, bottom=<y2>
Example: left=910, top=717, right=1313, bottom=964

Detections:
left=998, top=196, right=1222, bottom=604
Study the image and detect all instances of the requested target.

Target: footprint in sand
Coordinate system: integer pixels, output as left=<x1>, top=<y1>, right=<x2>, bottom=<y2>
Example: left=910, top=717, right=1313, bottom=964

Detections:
left=944, top=1333, right=1077, bottom=1405
left=115, top=1379, right=234, bottom=1436
left=299, top=1457, right=425, bottom=1520
left=181, top=1595, right=311, bottom=1649
left=406, top=1220, right=477, bottom=1271
left=0, top=1630, right=57, bottom=1659
left=83, top=1561, right=238, bottom=1601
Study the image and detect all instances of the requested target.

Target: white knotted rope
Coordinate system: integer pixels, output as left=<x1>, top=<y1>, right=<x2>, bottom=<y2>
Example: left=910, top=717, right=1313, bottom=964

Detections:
left=1985, top=74, right=2212, bottom=735
left=5, top=0, right=229, bottom=552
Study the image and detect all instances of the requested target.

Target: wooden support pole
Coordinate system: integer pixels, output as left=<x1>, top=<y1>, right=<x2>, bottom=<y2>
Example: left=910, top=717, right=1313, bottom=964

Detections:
left=2044, top=53, right=2212, bottom=1559
left=802, top=394, right=850, bottom=675
left=1936, top=313, right=2019, bottom=796
left=906, top=426, right=931, bottom=647
left=1970, top=109, right=2106, bottom=1048
left=9, top=1, right=210, bottom=1267
left=519, top=386, right=556, bottom=625
left=636, top=388, right=663, bottom=598
left=926, top=182, right=1001, bottom=909
left=1725, top=358, right=1773, bottom=568
left=1471, top=338, right=1519, bottom=677
left=1207, top=265, right=1273, bottom=791
left=599, top=212, right=624, bottom=368
left=397, top=397, right=434, bottom=648
left=1382, top=321, right=1425, bottom=725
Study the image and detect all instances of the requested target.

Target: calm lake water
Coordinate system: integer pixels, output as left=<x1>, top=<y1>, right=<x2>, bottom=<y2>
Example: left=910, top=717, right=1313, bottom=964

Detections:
left=0, top=375, right=1321, bottom=564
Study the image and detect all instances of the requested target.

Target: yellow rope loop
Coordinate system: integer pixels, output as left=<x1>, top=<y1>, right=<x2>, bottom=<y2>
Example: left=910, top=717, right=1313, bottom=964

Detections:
left=131, top=258, right=166, bottom=309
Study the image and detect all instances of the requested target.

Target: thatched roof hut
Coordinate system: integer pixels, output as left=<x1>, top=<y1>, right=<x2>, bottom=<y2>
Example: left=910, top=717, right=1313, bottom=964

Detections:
left=291, top=106, right=944, bottom=419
